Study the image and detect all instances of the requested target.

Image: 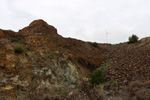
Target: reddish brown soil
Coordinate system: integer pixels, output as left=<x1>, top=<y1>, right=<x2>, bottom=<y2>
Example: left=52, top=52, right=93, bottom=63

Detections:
left=103, top=39, right=150, bottom=86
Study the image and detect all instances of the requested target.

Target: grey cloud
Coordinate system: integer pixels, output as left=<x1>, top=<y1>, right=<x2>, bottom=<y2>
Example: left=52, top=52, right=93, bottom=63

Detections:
left=1, top=0, right=150, bottom=43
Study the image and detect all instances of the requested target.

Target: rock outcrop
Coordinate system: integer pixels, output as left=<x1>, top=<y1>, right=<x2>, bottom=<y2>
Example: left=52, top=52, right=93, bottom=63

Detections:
left=19, top=19, right=57, bottom=35
left=0, top=19, right=105, bottom=100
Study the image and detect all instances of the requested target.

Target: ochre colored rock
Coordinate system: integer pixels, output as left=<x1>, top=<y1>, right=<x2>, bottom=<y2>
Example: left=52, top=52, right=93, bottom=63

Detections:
left=19, top=19, right=57, bottom=35
left=0, top=19, right=106, bottom=99
left=0, top=29, right=4, bottom=38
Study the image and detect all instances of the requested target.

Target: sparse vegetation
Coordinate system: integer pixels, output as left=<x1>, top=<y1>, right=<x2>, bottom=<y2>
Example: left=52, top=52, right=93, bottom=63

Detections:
left=109, top=79, right=118, bottom=86
left=81, top=81, right=91, bottom=92
left=90, top=67, right=106, bottom=85
left=128, top=34, right=139, bottom=43
left=62, top=92, right=69, bottom=97
left=92, top=42, right=98, bottom=47
left=136, top=88, right=150, bottom=100
left=14, top=46, right=24, bottom=54
left=90, top=62, right=110, bottom=85
left=8, top=37, right=26, bottom=44
left=129, top=80, right=143, bottom=88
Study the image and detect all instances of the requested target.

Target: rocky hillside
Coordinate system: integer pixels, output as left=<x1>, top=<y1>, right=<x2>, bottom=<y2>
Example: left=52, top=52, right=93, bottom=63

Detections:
left=1, top=19, right=150, bottom=100
left=0, top=19, right=105, bottom=100
left=101, top=37, right=150, bottom=100
left=103, top=38, right=150, bottom=86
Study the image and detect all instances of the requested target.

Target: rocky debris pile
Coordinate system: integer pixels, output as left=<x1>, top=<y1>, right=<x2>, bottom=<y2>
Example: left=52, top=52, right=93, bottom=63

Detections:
left=103, top=38, right=150, bottom=86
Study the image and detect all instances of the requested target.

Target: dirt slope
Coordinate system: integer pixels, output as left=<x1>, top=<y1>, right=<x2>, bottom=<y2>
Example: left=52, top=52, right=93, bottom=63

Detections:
left=103, top=38, right=150, bottom=86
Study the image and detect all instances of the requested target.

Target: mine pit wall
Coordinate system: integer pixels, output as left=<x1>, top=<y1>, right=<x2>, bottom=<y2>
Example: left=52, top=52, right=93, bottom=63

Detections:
left=0, top=45, right=90, bottom=99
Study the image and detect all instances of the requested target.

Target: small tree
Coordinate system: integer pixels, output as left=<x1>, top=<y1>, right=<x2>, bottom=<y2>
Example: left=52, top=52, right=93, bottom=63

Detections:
left=14, top=46, right=24, bottom=54
left=128, top=34, right=139, bottom=43
left=92, top=42, right=98, bottom=47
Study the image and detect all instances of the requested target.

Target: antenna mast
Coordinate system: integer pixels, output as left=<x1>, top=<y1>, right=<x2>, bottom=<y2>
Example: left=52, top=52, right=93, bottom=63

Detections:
left=105, top=31, right=109, bottom=43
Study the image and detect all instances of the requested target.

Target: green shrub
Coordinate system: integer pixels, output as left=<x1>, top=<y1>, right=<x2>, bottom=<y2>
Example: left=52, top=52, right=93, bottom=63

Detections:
left=128, top=34, right=139, bottom=43
left=90, top=64, right=108, bottom=85
left=90, top=68, right=106, bottom=85
left=90, top=62, right=112, bottom=85
left=92, top=42, right=98, bottom=47
left=14, top=46, right=24, bottom=54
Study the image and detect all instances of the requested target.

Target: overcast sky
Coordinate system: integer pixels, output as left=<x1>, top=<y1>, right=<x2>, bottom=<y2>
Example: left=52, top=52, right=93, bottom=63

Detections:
left=0, top=0, right=150, bottom=44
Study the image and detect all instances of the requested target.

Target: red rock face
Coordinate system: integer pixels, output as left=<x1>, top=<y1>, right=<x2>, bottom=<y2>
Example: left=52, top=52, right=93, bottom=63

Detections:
left=19, top=19, right=57, bottom=35
left=0, top=29, right=5, bottom=38
left=0, top=19, right=107, bottom=100
left=2, top=30, right=20, bottom=37
left=0, top=19, right=105, bottom=76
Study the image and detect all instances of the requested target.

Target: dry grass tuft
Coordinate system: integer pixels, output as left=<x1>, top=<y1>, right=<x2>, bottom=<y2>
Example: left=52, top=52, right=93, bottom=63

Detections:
left=129, top=80, right=143, bottom=88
